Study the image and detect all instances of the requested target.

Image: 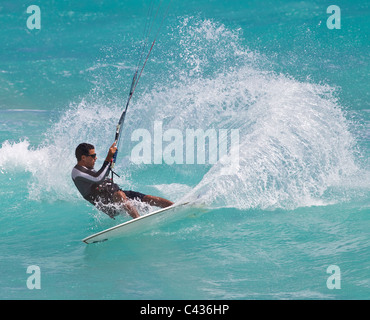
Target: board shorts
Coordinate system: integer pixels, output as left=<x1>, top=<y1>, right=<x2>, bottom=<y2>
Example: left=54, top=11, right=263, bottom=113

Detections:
left=86, top=180, right=146, bottom=218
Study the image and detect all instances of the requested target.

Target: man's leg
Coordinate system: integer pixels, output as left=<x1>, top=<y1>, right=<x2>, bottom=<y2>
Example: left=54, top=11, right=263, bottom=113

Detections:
left=142, top=195, right=174, bottom=208
left=113, top=190, right=140, bottom=219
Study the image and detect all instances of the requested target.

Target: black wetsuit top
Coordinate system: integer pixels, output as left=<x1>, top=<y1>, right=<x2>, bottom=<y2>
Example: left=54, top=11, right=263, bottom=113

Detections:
left=71, top=161, right=145, bottom=217
left=71, top=161, right=112, bottom=203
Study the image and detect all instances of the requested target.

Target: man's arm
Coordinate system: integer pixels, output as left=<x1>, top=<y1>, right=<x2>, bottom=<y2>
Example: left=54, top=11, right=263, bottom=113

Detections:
left=72, top=161, right=111, bottom=184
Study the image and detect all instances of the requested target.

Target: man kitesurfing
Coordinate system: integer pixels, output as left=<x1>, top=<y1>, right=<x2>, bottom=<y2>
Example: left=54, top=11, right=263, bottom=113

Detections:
left=71, top=142, right=173, bottom=219
left=71, top=0, right=173, bottom=219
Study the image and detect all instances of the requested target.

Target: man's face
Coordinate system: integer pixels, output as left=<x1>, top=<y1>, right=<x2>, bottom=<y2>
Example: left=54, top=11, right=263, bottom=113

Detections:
left=82, top=149, right=97, bottom=169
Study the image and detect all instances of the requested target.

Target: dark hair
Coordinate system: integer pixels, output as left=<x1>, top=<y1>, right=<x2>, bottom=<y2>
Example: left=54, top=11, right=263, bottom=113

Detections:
left=75, top=143, right=95, bottom=161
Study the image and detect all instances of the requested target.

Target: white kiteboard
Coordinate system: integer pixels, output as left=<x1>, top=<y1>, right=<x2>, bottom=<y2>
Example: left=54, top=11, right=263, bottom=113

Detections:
left=82, top=201, right=197, bottom=244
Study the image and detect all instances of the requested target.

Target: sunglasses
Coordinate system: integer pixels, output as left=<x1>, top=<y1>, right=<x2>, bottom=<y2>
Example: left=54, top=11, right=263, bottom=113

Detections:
left=85, top=153, right=97, bottom=159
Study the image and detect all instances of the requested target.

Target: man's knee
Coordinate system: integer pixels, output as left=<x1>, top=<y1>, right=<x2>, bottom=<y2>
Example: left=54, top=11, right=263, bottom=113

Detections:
left=113, top=190, right=128, bottom=202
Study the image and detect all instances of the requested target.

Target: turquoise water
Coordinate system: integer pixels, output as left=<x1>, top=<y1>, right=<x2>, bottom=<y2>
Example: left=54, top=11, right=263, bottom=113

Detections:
left=0, top=0, right=369, bottom=299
